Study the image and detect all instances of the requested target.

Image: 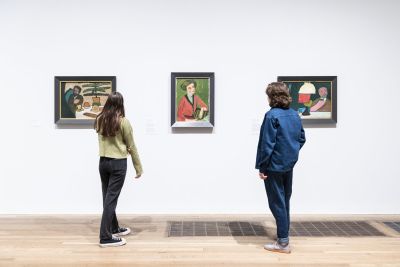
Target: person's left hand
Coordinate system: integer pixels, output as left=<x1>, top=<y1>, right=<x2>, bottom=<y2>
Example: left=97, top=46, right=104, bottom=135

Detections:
left=259, top=172, right=268, bottom=180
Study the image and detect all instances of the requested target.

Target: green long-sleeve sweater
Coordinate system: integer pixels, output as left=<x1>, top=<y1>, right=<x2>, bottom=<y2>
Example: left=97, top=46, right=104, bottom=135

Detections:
left=98, top=117, right=143, bottom=175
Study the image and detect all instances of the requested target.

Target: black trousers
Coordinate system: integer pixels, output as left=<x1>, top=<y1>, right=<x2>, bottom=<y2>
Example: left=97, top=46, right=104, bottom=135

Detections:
left=99, top=157, right=127, bottom=240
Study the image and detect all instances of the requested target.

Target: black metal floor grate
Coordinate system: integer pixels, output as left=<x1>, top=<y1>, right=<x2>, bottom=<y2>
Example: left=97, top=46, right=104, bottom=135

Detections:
left=383, top=222, right=400, bottom=233
left=290, top=221, right=386, bottom=237
left=167, top=221, right=387, bottom=237
left=167, top=221, right=268, bottom=237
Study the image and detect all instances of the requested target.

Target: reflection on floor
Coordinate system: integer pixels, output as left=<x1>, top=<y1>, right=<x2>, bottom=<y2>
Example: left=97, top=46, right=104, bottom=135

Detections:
left=384, top=221, right=400, bottom=233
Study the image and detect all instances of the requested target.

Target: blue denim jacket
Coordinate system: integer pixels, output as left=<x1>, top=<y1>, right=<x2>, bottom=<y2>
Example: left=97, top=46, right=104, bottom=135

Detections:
left=256, top=107, right=306, bottom=173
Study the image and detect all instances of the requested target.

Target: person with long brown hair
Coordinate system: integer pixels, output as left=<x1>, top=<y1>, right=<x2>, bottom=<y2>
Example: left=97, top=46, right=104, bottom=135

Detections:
left=256, top=82, right=305, bottom=254
left=95, top=91, right=143, bottom=248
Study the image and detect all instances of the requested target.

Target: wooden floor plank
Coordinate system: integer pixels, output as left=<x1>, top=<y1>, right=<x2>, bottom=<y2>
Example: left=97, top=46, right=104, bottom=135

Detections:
left=0, top=215, right=399, bottom=267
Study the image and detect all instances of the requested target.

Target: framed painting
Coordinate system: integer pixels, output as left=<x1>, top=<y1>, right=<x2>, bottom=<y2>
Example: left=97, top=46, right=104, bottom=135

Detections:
left=171, top=72, right=214, bottom=128
left=54, top=76, right=116, bottom=125
left=277, top=76, right=337, bottom=124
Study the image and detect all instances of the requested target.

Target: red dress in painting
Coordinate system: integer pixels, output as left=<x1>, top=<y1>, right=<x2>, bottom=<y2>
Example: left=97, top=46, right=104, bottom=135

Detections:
left=177, top=95, right=208, bottom=121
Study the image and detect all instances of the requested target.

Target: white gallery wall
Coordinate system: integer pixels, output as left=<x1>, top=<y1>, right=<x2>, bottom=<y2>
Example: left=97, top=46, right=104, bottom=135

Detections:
left=0, top=0, right=399, bottom=214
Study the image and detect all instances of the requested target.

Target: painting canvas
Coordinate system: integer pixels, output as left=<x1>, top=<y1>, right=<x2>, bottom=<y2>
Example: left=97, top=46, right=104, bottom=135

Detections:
left=277, top=76, right=337, bottom=124
left=171, top=72, right=214, bottom=128
left=54, top=76, right=116, bottom=125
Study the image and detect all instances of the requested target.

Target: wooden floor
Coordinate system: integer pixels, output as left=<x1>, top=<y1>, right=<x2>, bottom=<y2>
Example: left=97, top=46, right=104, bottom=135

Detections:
left=0, top=215, right=400, bottom=267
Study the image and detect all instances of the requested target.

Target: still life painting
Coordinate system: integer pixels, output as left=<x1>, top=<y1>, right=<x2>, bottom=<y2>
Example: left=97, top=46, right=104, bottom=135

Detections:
left=54, top=76, right=116, bottom=125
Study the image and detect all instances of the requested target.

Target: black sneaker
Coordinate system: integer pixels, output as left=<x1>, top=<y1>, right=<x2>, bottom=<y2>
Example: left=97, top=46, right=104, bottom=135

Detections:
left=99, top=237, right=127, bottom=248
left=112, top=227, right=131, bottom=237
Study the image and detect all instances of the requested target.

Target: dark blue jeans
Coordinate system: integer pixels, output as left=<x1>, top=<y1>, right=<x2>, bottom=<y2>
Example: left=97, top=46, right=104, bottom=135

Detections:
left=263, top=169, right=293, bottom=244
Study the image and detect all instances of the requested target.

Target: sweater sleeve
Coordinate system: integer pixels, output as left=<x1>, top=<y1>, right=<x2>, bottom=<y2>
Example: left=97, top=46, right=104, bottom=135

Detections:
left=121, top=118, right=143, bottom=175
left=177, top=97, right=186, bottom=121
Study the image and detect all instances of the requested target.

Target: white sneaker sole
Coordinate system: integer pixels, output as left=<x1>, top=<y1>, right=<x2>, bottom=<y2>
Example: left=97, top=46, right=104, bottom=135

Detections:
left=99, top=238, right=127, bottom=248
left=113, top=228, right=131, bottom=237
left=264, top=246, right=291, bottom=254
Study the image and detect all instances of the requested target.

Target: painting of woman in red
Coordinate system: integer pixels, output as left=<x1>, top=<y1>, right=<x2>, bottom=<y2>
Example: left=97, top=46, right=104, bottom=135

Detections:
left=177, top=80, right=208, bottom=121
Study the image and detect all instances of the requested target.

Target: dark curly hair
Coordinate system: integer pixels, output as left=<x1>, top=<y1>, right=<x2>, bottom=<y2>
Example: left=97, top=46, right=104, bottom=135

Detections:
left=73, top=85, right=82, bottom=94
left=266, top=82, right=292, bottom=109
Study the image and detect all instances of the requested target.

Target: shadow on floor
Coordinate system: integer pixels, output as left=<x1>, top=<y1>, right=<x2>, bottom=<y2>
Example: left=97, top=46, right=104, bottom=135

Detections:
left=123, top=216, right=158, bottom=235
left=231, top=225, right=276, bottom=248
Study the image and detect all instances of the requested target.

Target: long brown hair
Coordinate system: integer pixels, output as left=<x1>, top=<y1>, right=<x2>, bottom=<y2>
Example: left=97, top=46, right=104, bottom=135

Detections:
left=95, top=92, right=125, bottom=137
left=266, top=82, right=292, bottom=109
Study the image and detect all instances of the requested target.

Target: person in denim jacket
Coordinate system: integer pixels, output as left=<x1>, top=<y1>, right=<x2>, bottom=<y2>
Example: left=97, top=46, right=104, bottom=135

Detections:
left=256, top=82, right=306, bottom=254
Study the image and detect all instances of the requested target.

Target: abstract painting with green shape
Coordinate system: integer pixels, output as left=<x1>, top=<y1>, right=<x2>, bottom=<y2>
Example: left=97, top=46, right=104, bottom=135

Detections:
left=280, top=79, right=333, bottom=120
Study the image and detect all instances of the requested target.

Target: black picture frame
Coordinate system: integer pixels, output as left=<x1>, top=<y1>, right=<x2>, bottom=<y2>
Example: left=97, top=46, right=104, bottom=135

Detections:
left=171, top=72, right=215, bottom=128
left=54, top=76, right=116, bottom=125
left=277, top=76, right=337, bottom=125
